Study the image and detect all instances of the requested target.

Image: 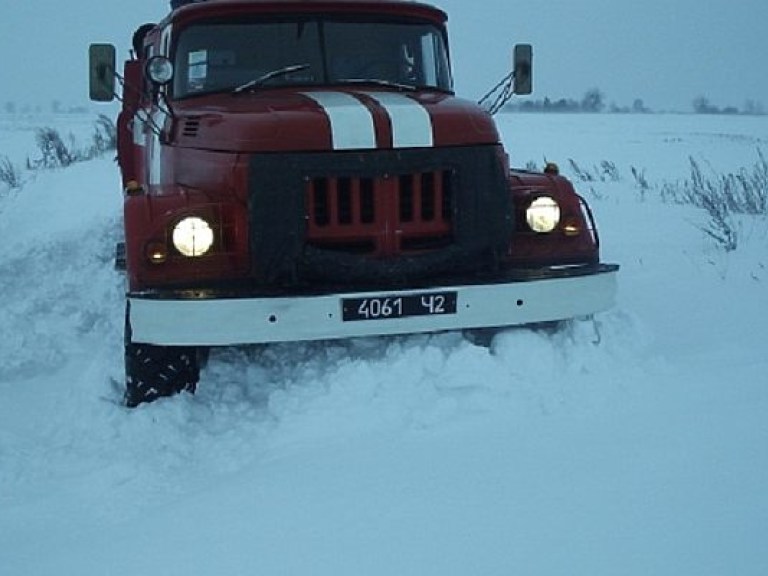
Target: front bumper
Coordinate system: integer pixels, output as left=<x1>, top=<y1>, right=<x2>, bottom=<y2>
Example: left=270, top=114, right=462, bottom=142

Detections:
left=127, top=264, right=619, bottom=346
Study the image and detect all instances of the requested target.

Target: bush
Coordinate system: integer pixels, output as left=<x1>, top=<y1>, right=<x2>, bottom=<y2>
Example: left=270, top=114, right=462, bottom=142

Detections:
left=684, top=160, right=739, bottom=251
left=524, top=160, right=539, bottom=172
left=630, top=166, right=650, bottom=200
left=666, top=153, right=768, bottom=251
left=568, top=159, right=621, bottom=183
left=90, top=114, right=117, bottom=156
left=26, top=115, right=117, bottom=171
left=676, top=154, right=768, bottom=216
left=29, top=127, right=78, bottom=169
left=568, top=151, right=766, bottom=252
left=0, top=155, right=22, bottom=189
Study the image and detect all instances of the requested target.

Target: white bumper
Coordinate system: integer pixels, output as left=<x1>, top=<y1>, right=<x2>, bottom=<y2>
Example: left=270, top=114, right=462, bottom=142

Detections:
left=128, top=266, right=618, bottom=346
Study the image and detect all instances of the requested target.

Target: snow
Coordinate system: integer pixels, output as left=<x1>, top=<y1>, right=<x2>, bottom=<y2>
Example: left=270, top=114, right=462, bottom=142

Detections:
left=1, top=112, right=768, bottom=575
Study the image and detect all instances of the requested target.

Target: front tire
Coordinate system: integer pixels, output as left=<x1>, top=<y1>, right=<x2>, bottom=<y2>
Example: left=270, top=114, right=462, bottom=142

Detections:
left=124, top=342, right=200, bottom=408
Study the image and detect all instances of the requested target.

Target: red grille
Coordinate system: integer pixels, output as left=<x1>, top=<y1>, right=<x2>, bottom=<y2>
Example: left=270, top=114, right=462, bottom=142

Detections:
left=306, top=170, right=454, bottom=256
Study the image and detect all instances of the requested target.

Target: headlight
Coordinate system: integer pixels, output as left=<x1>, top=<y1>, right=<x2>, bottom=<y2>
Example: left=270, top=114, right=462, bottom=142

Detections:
left=172, top=217, right=214, bottom=257
left=526, top=196, right=561, bottom=233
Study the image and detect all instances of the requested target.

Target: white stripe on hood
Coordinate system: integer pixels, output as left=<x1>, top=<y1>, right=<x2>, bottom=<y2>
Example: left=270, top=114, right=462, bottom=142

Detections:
left=302, top=91, right=434, bottom=150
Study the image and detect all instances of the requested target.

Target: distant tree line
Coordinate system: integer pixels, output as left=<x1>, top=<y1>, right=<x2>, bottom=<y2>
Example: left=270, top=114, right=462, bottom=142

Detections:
left=692, top=96, right=765, bottom=116
left=508, top=88, right=611, bottom=114
left=3, top=93, right=765, bottom=117
left=3, top=100, right=92, bottom=116
left=504, top=89, right=766, bottom=116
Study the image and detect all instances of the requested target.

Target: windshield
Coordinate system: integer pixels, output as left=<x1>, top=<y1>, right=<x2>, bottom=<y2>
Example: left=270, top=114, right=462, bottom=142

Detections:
left=172, top=18, right=452, bottom=98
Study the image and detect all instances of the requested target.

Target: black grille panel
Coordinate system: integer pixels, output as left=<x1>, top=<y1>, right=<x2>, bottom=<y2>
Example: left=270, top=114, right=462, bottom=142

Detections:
left=248, top=146, right=512, bottom=288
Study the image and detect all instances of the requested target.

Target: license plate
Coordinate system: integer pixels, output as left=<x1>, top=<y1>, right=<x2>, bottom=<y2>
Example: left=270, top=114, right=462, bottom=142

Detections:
left=342, top=291, right=458, bottom=322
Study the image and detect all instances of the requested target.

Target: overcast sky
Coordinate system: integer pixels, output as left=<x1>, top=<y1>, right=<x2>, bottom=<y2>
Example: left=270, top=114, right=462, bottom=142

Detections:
left=1, top=0, right=766, bottom=112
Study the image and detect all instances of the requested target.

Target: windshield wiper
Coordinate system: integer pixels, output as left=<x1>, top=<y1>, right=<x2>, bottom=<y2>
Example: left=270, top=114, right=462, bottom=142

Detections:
left=232, top=64, right=310, bottom=94
left=334, top=78, right=418, bottom=92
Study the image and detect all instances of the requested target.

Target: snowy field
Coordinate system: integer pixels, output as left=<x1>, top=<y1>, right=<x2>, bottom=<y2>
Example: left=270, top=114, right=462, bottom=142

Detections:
left=1, top=111, right=767, bottom=575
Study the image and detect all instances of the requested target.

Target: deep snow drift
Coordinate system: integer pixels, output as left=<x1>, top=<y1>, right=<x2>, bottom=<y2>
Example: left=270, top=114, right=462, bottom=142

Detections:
left=1, top=112, right=767, bottom=576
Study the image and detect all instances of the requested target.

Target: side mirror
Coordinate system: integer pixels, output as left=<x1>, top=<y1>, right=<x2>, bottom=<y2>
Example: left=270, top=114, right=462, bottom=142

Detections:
left=89, top=44, right=116, bottom=102
left=513, top=44, right=533, bottom=95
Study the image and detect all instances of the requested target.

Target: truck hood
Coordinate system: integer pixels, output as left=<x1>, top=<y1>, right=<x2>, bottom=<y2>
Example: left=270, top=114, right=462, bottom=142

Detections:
left=170, top=89, right=499, bottom=153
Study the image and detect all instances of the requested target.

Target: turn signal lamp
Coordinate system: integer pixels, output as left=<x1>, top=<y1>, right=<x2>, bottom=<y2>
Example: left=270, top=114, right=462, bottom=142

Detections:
left=124, top=180, right=144, bottom=196
left=145, top=241, right=168, bottom=264
left=563, top=218, right=581, bottom=237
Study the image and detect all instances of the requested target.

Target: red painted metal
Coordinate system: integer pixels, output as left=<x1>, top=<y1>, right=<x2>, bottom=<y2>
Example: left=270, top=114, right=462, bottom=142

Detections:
left=117, top=0, right=601, bottom=293
left=164, top=91, right=499, bottom=153
left=167, top=0, right=448, bottom=28
left=506, top=171, right=599, bottom=266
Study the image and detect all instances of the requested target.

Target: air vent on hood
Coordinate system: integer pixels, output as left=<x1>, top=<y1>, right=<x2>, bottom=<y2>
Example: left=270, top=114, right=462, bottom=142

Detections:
left=181, top=117, right=201, bottom=137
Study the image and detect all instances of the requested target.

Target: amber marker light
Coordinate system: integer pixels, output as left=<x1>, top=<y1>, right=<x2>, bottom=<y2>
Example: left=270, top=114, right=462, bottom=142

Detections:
left=145, top=241, right=168, bottom=264
left=563, top=218, right=582, bottom=237
left=124, top=180, right=144, bottom=196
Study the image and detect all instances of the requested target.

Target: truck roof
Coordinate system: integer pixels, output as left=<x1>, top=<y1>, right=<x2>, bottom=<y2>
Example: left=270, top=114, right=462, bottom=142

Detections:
left=165, top=0, right=448, bottom=26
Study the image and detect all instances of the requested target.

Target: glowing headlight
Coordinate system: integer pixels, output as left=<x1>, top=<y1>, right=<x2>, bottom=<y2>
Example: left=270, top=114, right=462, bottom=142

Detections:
left=172, top=217, right=214, bottom=257
left=526, top=196, right=561, bottom=233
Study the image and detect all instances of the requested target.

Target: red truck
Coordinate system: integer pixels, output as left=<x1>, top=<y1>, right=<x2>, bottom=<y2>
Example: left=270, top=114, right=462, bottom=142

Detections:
left=89, top=0, right=618, bottom=407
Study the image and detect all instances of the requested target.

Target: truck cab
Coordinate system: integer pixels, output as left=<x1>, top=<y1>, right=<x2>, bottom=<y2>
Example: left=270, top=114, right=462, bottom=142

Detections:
left=89, top=0, right=618, bottom=407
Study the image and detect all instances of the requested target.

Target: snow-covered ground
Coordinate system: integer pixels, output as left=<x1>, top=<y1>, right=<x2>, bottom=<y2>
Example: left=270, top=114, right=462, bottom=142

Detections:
left=1, top=112, right=767, bottom=575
